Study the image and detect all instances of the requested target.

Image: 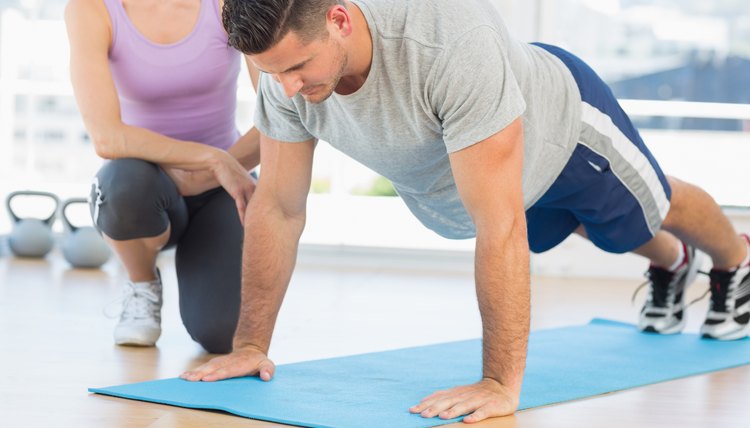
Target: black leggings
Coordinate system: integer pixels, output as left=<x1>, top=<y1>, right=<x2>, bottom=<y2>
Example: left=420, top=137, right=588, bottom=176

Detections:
left=90, top=158, right=242, bottom=353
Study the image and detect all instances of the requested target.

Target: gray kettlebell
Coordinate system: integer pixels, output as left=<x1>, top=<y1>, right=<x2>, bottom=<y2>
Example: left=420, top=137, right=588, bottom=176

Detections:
left=61, top=197, right=112, bottom=269
left=6, top=190, right=60, bottom=258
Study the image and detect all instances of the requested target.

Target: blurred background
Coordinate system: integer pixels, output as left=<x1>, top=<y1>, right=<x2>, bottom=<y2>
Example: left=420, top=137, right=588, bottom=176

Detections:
left=0, top=0, right=748, bottom=275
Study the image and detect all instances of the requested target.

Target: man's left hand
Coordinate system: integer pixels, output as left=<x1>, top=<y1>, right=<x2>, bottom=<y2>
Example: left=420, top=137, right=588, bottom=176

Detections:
left=409, top=378, right=519, bottom=423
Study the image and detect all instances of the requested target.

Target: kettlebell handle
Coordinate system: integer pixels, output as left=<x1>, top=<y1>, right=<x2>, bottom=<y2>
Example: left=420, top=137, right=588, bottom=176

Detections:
left=5, top=190, right=61, bottom=226
left=61, top=197, right=90, bottom=233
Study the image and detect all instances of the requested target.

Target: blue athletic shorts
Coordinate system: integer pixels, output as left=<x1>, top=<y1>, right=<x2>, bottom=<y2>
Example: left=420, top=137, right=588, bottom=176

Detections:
left=526, top=43, right=672, bottom=254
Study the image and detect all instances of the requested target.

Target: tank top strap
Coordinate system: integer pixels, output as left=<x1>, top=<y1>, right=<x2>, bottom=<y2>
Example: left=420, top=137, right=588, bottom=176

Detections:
left=101, top=0, right=122, bottom=51
left=206, top=0, right=228, bottom=40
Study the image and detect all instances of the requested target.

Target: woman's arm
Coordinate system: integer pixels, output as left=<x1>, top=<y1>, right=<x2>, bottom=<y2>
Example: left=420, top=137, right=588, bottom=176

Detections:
left=65, top=0, right=232, bottom=171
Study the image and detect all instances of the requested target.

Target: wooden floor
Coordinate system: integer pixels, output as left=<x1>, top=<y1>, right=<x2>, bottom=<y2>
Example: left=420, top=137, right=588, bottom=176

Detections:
left=1, top=246, right=748, bottom=428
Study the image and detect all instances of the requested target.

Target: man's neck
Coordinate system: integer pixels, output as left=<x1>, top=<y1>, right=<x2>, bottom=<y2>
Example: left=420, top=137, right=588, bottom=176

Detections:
left=336, top=2, right=373, bottom=94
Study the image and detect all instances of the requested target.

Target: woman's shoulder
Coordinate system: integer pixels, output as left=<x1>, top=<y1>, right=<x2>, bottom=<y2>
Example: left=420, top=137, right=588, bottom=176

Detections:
left=65, top=0, right=111, bottom=29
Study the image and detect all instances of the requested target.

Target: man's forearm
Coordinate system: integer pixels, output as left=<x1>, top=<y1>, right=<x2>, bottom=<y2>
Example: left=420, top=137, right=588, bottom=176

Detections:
left=232, top=203, right=306, bottom=353
left=475, top=221, right=530, bottom=395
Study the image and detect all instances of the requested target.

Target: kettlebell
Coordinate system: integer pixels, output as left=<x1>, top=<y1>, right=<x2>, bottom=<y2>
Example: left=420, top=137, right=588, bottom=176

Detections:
left=60, top=198, right=112, bottom=269
left=6, top=190, right=60, bottom=258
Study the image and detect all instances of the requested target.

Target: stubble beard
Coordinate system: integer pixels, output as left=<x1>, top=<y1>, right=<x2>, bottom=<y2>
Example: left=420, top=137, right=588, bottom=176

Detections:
left=303, top=43, right=348, bottom=104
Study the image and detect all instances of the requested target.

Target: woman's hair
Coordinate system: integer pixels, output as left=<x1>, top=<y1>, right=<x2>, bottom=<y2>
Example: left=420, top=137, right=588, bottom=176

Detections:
left=223, top=0, right=344, bottom=54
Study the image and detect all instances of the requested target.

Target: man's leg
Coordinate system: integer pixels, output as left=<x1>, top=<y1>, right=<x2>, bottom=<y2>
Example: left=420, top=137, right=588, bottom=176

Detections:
left=613, top=176, right=750, bottom=339
left=625, top=229, right=680, bottom=268
left=574, top=224, right=701, bottom=334
left=576, top=222, right=699, bottom=269
left=660, top=177, right=750, bottom=339
left=531, top=42, right=750, bottom=339
left=573, top=175, right=750, bottom=339
left=661, top=177, right=746, bottom=269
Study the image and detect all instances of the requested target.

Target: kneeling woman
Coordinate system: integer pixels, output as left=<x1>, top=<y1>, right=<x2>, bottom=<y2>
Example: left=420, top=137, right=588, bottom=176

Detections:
left=65, top=0, right=260, bottom=352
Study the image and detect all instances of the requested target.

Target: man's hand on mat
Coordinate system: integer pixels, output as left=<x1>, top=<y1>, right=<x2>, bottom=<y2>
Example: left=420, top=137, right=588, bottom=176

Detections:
left=180, top=346, right=275, bottom=382
left=409, top=377, right=519, bottom=423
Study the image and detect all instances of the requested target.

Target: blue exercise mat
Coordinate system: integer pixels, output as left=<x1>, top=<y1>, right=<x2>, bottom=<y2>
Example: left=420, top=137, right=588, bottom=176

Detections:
left=90, top=319, right=750, bottom=427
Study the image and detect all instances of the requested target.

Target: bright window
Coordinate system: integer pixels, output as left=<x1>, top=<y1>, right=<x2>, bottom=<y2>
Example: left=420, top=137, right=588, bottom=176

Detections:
left=0, top=0, right=748, bottom=246
left=525, top=0, right=750, bottom=207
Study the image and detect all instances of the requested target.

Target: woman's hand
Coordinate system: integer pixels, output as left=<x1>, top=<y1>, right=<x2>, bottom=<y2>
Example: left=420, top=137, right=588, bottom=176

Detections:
left=164, top=151, right=256, bottom=223
left=163, top=167, right=217, bottom=196
left=209, top=151, right=257, bottom=224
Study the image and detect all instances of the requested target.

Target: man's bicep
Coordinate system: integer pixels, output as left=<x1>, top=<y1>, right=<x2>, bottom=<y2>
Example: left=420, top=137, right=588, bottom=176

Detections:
left=448, top=118, right=525, bottom=230
left=253, top=134, right=315, bottom=218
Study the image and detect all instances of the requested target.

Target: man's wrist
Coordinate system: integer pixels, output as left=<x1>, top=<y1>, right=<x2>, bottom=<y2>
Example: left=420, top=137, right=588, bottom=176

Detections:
left=232, top=341, right=268, bottom=355
left=480, top=376, right=521, bottom=407
left=481, top=375, right=522, bottom=395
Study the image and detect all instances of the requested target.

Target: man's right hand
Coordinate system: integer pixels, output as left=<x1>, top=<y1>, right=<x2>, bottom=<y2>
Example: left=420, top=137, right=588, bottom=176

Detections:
left=180, top=346, right=275, bottom=382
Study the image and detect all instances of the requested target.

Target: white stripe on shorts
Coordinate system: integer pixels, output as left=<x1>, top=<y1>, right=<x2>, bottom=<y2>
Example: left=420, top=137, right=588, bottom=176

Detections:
left=580, top=102, right=671, bottom=234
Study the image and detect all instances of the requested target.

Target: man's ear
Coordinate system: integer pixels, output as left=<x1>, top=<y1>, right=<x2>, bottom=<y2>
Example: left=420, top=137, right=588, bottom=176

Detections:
left=327, top=4, right=353, bottom=37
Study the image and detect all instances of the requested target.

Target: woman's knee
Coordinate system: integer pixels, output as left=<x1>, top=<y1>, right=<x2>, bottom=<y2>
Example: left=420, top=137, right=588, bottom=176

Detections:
left=91, top=158, right=177, bottom=240
left=93, top=159, right=164, bottom=205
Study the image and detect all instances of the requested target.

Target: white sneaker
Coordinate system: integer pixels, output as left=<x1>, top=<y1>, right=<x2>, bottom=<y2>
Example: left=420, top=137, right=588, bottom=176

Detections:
left=113, top=270, right=163, bottom=346
left=701, top=235, right=750, bottom=341
left=638, top=243, right=702, bottom=335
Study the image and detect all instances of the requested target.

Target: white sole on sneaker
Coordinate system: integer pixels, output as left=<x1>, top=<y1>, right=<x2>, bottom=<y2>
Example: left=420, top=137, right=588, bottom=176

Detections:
left=656, top=317, right=686, bottom=335
left=115, top=339, right=157, bottom=347
left=701, top=323, right=750, bottom=341
left=114, top=325, right=161, bottom=347
left=638, top=311, right=686, bottom=335
left=701, top=301, right=750, bottom=341
left=638, top=249, right=705, bottom=335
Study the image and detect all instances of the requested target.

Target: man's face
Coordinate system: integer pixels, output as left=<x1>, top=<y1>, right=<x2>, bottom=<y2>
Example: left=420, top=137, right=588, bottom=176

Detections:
left=250, top=30, right=348, bottom=104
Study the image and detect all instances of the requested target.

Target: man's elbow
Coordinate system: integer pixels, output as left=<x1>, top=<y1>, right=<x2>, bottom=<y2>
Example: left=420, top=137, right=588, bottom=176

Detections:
left=475, top=208, right=527, bottom=238
left=246, top=195, right=307, bottom=235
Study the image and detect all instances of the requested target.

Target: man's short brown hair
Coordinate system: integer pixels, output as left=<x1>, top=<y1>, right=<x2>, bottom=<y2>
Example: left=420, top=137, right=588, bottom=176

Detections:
left=223, top=0, right=344, bottom=54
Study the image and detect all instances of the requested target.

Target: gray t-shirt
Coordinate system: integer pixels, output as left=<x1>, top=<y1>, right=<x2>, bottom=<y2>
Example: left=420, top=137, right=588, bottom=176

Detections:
left=255, top=0, right=581, bottom=239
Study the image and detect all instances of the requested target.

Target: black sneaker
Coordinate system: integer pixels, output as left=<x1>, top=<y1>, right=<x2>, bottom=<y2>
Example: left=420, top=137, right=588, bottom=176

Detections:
left=638, top=244, right=702, bottom=334
left=700, top=235, right=750, bottom=341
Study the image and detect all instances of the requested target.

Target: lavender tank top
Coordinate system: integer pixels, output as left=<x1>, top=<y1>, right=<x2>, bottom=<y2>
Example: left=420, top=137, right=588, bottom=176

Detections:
left=104, top=0, right=241, bottom=150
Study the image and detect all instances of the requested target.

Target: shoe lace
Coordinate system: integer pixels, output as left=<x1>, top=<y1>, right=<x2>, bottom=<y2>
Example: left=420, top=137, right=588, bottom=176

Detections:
left=705, top=270, right=734, bottom=313
left=669, top=270, right=726, bottom=310
left=631, top=267, right=675, bottom=307
left=103, top=282, right=160, bottom=320
left=632, top=268, right=710, bottom=308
